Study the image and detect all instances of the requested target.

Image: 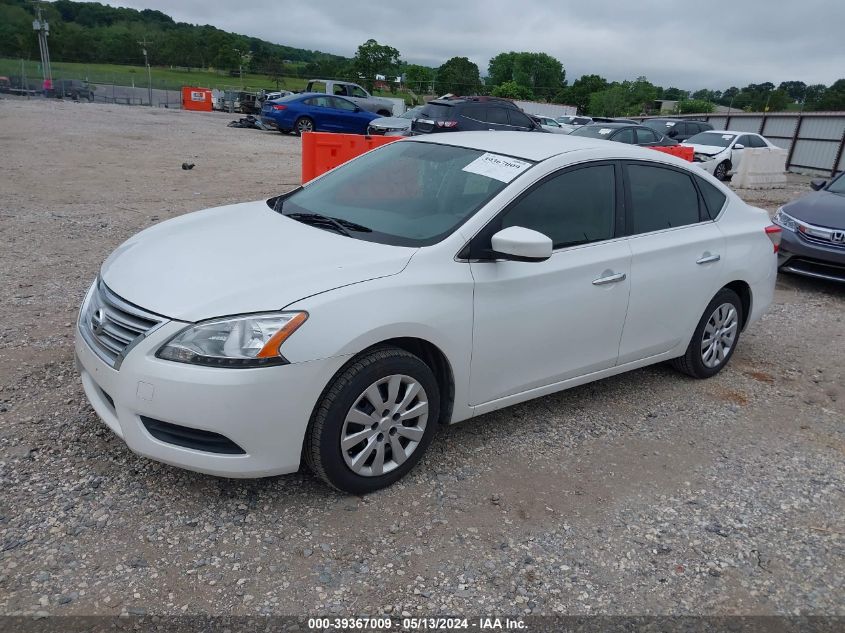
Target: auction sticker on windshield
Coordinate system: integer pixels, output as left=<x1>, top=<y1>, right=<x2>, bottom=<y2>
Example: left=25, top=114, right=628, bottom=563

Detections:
left=462, top=153, right=531, bottom=183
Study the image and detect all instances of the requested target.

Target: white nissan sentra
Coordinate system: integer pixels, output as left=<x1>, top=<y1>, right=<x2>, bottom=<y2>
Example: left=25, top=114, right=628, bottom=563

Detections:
left=76, top=132, right=780, bottom=493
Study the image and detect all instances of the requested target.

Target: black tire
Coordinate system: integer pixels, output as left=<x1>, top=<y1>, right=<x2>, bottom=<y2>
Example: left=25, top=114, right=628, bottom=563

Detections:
left=305, top=347, right=440, bottom=494
left=714, top=160, right=730, bottom=181
left=293, top=116, right=315, bottom=135
left=671, top=288, right=743, bottom=379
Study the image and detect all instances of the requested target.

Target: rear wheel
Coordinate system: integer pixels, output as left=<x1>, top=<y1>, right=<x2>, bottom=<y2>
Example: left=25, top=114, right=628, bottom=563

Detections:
left=294, top=116, right=314, bottom=135
left=714, top=160, right=730, bottom=181
left=305, top=347, right=439, bottom=494
left=671, top=288, right=743, bottom=379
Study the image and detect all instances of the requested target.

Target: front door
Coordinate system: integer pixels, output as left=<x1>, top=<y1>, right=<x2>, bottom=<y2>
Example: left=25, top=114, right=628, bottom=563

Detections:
left=468, top=163, right=632, bottom=405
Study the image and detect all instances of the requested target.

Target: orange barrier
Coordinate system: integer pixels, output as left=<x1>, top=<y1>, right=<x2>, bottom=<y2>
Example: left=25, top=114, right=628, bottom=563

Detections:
left=301, top=132, right=402, bottom=183
left=649, top=145, right=694, bottom=161
left=181, top=86, right=213, bottom=112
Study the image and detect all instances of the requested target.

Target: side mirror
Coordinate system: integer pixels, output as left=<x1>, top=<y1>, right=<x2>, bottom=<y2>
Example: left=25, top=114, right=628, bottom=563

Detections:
left=489, top=226, right=553, bottom=262
left=810, top=179, right=827, bottom=191
left=354, top=106, right=361, bottom=112
left=733, top=143, right=745, bottom=150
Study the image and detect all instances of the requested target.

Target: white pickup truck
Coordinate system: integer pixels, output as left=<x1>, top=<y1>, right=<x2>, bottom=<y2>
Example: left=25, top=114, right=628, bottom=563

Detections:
left=304, top=79, right=396, bottom=116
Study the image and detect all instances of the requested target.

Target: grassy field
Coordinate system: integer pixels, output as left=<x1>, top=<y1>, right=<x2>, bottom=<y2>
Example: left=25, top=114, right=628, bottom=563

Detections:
left=0, top=58, right=413, bottom=103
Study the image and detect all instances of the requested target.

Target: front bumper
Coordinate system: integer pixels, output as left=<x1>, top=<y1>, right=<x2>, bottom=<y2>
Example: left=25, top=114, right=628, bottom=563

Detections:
left=75, top=319, right=349, bottom=478
left=692, top=156, right=719, bottom=174
left=778, top=229, right=845, bottom=282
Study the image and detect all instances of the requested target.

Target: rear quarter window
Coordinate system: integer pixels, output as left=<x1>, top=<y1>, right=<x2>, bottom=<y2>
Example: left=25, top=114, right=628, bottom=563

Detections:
left=695, top=176, right=727, bottom=218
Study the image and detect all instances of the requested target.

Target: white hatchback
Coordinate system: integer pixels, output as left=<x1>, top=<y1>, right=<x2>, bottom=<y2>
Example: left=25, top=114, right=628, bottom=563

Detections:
left=76, top=132, right=780, bottom=493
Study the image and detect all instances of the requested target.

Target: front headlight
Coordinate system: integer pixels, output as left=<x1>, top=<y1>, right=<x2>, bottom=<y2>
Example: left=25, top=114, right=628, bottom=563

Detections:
left=772, top=207, right=799, bottom=232
left=156, top=312, right=307, bottom=367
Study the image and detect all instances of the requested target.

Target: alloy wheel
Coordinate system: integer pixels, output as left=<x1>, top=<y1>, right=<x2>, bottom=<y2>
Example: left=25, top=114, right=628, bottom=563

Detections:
left=340, top=374, right=429, bottom=477
left=296, top=118, right=314, bottom=133
left=701, top=302, right=738, bottom=368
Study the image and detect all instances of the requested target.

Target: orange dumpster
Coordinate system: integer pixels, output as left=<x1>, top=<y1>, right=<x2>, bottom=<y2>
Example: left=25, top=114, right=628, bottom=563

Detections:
left=649, top=145, right=694, bottom=161
left=301, top=132, right=402, bottom=184
left=181, top=87, right=213, bottom=112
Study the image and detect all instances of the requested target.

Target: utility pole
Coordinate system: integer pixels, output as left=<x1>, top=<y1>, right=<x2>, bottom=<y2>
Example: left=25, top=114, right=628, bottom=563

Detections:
left=138, top=36, right=152, bottom=106
left=31, top=2, right=52, bottom=94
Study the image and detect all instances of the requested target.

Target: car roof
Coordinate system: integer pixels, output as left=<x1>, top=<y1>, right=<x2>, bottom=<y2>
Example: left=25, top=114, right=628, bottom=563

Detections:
left=408, top=130, right=679, bottom=162
left=584, top=122, right=632, bottom=128
left=696, top=129, right=752, bottom=136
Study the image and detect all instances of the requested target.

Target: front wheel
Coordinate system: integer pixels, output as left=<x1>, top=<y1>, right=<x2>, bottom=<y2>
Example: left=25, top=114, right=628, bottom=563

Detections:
left=671, top=288, right=743, bottom=379
left=293, top=116, right=314, bottom=135
left=714, top=160, right=730, bottom=181
left=305, top=347, right=439, bottom=494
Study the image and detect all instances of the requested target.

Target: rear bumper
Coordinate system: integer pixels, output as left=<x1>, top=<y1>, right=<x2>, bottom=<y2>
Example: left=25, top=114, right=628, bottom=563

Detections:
left=778, top=230, right=845, bottom=282
left=260, top=116, right=280, bottom=130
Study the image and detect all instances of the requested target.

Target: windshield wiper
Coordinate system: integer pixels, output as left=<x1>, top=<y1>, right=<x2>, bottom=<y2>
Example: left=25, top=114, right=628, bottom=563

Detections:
left=286, top=212, right=351, bottom=236
left=286, top=212, right=374, bottom=237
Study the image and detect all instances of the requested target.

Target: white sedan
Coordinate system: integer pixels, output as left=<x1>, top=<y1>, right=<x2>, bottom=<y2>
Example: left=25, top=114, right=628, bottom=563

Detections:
left=76, top=132, right=780, bottom=493
left=683, top=130, right=778, bottom=180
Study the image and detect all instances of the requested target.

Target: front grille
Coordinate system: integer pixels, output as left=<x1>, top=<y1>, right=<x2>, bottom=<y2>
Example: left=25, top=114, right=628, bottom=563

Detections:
left=799, top=231, right=845, bottom=250
left=141, top=416, right=246, bottom=455
left=80, top=280, right=165, bottom=369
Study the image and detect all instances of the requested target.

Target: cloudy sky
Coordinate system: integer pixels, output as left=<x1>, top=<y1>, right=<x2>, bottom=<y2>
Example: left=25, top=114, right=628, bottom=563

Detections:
left=104, top=0, right=844, bottom=89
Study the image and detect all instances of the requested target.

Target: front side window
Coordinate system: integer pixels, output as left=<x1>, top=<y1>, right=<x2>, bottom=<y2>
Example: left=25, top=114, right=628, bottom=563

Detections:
left=747, top=135, right=768, bottom=148
left=276, top=142, right=527, bottom=246
left=626, top=164, right=701, bottom=234
left=331, top=97, right=356, bottom=111
left=351, top=86, right=368, bottom=98
left=500, top=165, right=616, bottom=249
left=613, top=128, right=636, bottom=144
left=508, top=110, right=534, bottom=128
left=486, top=107, right=509, bottom=125
left=635, top=128, right=658, bottom=144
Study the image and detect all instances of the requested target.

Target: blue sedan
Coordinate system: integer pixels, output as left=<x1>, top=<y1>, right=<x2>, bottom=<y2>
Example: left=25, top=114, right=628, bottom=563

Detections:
left=260, top=92, right=381, bottom=135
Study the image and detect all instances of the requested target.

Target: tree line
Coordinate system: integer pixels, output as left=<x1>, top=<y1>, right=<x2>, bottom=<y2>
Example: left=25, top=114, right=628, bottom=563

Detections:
left=2, top=0, right=844, bottom=114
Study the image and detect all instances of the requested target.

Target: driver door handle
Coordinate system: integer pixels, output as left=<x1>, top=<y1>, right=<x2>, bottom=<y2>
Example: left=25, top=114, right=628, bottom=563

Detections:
left=592, top=272, right=627, bottom=285
left=696, top=253, right=721, bottom=265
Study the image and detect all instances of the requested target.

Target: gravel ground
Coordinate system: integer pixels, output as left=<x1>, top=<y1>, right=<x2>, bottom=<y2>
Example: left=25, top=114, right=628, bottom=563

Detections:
left=0, top=99, right=843, bottom=618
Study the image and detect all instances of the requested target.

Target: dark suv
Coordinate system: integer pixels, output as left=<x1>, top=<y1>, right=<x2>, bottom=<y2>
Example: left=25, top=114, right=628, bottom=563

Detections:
left=642, top=118, right=713, bottom=142
left=410, top=96, right=541, bottom=134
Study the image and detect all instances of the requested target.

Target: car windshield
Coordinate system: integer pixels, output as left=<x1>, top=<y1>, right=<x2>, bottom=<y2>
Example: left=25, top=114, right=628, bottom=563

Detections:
left=399, top=107, right=422, bottom=120
left=827, top=173, right=845, bottom=195
left=273, top=141, right=529, bottom=246
left=687, top=132, right=734, bottom=147
left=569, top=125, right=621, bottom=139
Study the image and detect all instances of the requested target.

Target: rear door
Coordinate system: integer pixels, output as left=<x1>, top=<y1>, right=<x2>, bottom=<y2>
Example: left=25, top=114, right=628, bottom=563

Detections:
left=617, top=161, right=726, bottom=363
left=305, top=96, right=336, bottom=131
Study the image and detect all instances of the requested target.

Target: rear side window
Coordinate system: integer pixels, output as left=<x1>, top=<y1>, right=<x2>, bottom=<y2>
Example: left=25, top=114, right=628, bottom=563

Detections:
left=695, top=176, right=727, bottom=218
left=626, top=164, right=701, bottom=234
left=500, top=164, right=616, bottom=249
left=420, top=104, right=453, bottom=120
left=635, top=128, right=658, bottom=144
left=462, top=105, right=486, bottom=121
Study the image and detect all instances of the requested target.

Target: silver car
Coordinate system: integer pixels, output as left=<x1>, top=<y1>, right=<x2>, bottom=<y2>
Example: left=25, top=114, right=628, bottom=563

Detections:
left=367, top=106, right=423, bottom=136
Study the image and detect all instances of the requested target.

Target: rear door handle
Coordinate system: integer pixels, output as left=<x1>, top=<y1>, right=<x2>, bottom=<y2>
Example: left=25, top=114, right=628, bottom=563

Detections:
left=592, top=272, right=627, bottom=285
left=696, top=253, right=721, bottom=265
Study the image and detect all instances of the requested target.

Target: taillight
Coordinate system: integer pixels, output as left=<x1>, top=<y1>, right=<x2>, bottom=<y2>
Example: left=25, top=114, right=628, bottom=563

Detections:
left=272, top=104, right=287, bottom=110
left=435, top=120, right=458, bottom=128
left=765, top=224, right=782, bottom=253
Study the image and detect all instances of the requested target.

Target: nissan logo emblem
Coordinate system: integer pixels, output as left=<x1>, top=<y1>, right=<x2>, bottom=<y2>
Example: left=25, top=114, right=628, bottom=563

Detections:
left=91, top=308, right=106, bottom=336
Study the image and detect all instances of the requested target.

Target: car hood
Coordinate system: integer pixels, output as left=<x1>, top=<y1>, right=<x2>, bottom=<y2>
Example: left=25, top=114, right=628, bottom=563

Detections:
left=101, top=200, right=416, bottom=322
left=369, top=116, right=411, bottom=129
left=682, top=143, right=728, bottom=156
left=783, top=190, right=845, bottom=227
